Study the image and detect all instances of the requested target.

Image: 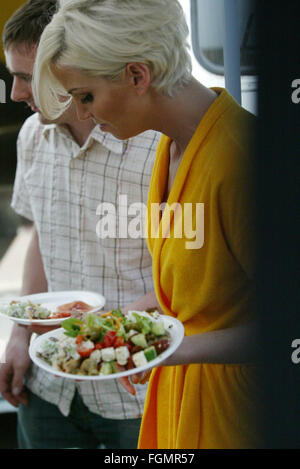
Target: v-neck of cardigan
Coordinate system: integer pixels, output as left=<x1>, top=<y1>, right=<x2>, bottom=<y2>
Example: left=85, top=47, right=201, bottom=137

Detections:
left=157, top=88, right=233, bottom=206
left=147, top=87, right=234, bottom=249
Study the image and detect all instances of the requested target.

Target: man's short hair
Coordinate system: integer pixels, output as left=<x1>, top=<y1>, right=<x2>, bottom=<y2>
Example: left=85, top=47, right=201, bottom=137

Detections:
left=2, top=0, right=57, bottom=51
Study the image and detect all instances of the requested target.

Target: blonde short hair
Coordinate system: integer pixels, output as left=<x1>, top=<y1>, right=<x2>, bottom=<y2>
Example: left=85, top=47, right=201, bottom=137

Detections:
left=33, top=0, right=192, bottom=119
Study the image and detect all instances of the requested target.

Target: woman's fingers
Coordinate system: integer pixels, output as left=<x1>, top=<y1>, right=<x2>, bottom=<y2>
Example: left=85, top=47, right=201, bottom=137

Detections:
left=119, top=376, right=136, bottom=395
left=139, top=370, right=152, bottom=384
left=130, top=369, right=152, bottom=385
left=115, top=363, right=136, bottom=395
left=130, top=371, right=144, bottom=384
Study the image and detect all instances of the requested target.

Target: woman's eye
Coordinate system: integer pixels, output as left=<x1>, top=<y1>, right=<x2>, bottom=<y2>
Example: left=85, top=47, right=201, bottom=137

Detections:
left=81, top=93, right=93, bottom=104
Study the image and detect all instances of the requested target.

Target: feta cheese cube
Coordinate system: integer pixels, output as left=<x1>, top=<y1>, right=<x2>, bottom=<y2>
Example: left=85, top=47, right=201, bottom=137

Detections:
left=101, top=347, right=116, bottom=362
left=81, top=340, right=94, bottom=350
left=115, top=346, right=130, bottom=366
left=132, top=350, right=147, bottom=368
left=90, top=349, right=102, bottom=363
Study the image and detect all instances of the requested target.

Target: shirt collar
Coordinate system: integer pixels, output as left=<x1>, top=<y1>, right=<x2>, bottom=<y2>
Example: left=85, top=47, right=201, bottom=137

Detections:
left=89, top=125, right=125, bottom=155
left=42, top=122, right=125, bottom=156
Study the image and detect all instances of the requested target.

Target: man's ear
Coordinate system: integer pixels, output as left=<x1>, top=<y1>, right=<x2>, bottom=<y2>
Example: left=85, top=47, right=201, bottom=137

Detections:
left=125, top=63, right=151, bottom=95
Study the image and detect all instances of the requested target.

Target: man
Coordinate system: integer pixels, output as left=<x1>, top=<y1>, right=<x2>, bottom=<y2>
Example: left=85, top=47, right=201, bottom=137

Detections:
left=0, top=0, right=161, bottom=449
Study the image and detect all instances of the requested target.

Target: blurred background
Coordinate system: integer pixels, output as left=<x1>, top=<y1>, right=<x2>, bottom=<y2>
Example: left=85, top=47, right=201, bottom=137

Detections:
left=0, top=1, right=33, bottom=448
left=0, top=1, right=32, bottom=298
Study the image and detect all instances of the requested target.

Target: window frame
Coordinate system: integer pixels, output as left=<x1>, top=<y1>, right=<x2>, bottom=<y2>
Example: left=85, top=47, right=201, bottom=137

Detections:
left=190, top=0, right=258, bottom=76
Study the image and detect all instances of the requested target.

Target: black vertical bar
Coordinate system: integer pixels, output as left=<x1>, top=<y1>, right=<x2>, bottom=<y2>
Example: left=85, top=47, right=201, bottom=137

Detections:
left=256, top=0, right=300, bottom=448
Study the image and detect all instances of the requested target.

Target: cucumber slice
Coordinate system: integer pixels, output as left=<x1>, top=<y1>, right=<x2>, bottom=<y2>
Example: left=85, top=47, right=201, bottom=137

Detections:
left=130, top=333, right=148, bottom=349
left=110, top=360, right=118, bottom=374
left=144, top=346, right=157, bottom=362
left=151, top=321, right=165, bottom=336
left=100, top=361, right=118, bottom=375
left=100, top=362, right=112, bottom=375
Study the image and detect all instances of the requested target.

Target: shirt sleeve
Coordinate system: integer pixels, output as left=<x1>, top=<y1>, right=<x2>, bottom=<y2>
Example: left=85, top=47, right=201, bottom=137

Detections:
left=11, top=133, right=34, bottom=222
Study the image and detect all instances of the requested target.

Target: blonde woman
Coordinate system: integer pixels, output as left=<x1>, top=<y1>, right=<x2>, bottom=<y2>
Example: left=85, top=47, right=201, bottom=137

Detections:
left=32, top=0, right=262, bottom=449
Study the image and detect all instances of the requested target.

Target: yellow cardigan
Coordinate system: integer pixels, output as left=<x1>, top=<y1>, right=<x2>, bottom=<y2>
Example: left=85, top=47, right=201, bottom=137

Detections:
left=138, top=89, right=261, bottom=449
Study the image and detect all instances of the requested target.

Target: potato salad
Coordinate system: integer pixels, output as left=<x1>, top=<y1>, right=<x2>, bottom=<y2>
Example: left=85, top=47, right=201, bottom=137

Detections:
left=0, top=300, right=52, bottom=320
left=0, top=299, right=94, bottom=320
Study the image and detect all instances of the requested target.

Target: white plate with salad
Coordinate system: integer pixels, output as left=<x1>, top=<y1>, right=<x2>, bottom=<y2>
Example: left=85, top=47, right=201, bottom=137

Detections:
left=0, top=290, right=105, bottom=326
left=29, top=309, right=185, bottom=381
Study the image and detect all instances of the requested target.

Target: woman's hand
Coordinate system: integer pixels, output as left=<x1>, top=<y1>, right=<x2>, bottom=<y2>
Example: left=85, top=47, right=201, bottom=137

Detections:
left=130, top=369, right=152, bottom=385
left=116, top=366, right=152, bottom=395
left=118, top=369, right=153, bottom=395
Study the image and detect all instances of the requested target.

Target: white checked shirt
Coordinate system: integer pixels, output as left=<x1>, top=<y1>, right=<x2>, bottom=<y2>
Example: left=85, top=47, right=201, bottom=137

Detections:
left=12, top=112, right=161, bottom=418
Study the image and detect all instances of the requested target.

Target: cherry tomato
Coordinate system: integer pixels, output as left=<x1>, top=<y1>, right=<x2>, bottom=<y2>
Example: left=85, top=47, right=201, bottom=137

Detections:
left=75, top=334, right=84, bottom=345
left=103, top=330, right=117, bottom=347
left=75, top=335, right=95, bottom=357
left=77, top=347, right=94, bottom=358
left=94, top=342, right=103, bottom=350
left=113, top=336, right=125, bottom=348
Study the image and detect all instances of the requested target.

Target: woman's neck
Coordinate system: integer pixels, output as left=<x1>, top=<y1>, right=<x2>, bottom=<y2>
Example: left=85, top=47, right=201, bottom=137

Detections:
left=151, top=79, right=218, bottom=156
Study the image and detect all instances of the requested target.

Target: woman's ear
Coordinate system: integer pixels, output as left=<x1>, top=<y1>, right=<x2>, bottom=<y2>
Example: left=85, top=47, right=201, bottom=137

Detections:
left=125, top=63, right=151, bottom=95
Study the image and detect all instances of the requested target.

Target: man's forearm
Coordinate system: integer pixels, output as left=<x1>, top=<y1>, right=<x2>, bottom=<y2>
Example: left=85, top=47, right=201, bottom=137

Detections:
left=10, top=322, right=32, bottom=344
left=21, top=225, right=48, bottom=296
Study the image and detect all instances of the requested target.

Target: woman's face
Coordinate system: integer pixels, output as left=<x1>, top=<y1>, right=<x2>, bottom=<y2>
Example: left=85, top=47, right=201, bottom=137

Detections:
left=52, top=65, right=151, bottom=140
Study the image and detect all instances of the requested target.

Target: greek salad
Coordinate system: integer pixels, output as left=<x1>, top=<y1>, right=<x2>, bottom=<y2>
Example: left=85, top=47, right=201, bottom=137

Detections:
left=37, top=309, right=171, bottom=376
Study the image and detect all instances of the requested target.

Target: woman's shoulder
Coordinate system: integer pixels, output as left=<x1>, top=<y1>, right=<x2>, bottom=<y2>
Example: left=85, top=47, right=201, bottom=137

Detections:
left=206, top=102, right=257, bottom=183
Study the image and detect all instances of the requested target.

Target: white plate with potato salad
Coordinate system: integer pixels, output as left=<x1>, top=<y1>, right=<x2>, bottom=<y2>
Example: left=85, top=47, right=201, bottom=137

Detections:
left=29, top=309, right=184, bottom=381
left=0, top=291, right=105, bottom=326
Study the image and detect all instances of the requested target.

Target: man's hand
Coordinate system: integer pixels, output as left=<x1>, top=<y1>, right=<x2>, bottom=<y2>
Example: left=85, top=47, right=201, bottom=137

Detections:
left=0, top=326, right=31, bottom=407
